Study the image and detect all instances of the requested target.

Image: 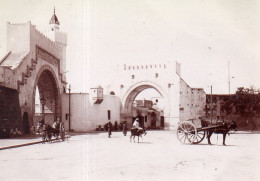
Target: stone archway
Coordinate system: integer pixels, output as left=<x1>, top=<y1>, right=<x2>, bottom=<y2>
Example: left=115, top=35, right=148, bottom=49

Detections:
left=22, top=112, right=29, bottom=134
left=122, top=81, right=172, bottom=128
left=32, top=65, right=61, bottom=126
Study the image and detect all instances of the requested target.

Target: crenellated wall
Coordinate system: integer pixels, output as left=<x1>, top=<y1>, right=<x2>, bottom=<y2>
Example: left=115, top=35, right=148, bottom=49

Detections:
left=123, top=63, right=167, bottom=70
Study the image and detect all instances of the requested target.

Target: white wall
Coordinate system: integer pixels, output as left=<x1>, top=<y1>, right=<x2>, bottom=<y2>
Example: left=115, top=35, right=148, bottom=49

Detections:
left=62, top=93, right=121, bottom=132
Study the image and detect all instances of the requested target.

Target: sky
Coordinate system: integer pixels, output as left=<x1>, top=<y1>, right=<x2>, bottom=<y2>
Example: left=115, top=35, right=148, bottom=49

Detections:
left=0, top=0, right=260, bottom=95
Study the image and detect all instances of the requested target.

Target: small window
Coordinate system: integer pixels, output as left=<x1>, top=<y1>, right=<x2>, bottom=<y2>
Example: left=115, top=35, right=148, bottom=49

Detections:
left=155, top=73, right=158, bottom=78
left=131, top=75, right=135, bottom=79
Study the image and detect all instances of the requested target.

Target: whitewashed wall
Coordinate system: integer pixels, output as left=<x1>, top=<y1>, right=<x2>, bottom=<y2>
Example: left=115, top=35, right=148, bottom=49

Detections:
left=62, top=93, right=121, bottom=132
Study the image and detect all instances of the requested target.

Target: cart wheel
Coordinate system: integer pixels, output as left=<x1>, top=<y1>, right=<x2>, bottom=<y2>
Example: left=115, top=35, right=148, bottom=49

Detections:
left=177, top=121, right=197, bottom=144
left=59, top=123, right=65, bottom=141
left=192, top=131, right=205, bottom=144
left=42, top=131, right=47, bottom=142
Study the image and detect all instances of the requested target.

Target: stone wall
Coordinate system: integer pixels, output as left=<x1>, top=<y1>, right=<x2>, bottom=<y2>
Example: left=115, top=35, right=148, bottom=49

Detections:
left=179, top=78, right=206, bottom=121
left=0, top=85, right=21, bottom=131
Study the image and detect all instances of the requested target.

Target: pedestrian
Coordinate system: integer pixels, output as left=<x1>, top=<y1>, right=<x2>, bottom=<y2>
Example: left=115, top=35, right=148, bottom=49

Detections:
left=114, top=121, right=118, bottom=131
left=30, top=125, right=35, bottom=134
left=123, top=121, right=127, bottom=136
left=108, top=121, right=112, bottom=138
left=39, top=119, right=45, bottom=125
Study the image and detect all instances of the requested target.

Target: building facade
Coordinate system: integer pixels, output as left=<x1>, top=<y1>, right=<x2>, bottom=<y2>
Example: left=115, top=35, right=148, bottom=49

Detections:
left=0, top=10, right=67, bottom=134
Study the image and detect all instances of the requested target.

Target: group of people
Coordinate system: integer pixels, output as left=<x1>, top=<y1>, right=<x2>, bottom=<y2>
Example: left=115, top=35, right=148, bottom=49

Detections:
left=107, top=118, right=142, bottom=138
left=10, top=128, right=22, bottom=137
left=37, top=117, right=64, bottom=134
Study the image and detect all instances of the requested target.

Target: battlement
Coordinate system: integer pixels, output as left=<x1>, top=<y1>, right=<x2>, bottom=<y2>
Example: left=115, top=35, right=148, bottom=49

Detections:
left=6, top=21, right=64, bottom=53
left=123, top=63, right=167, bottom=70
left=34, top=27, right=63, bottom=51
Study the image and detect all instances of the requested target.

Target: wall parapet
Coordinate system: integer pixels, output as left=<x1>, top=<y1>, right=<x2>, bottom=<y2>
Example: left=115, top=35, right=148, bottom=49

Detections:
left=123, top=63, right=167, bottom=70
left=34, top=28, right=63, bottom=52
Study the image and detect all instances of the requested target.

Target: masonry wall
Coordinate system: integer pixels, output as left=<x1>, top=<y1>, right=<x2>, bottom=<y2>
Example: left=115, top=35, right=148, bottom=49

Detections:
left=62, top=93, right=121, bottom=132
left=0, top=85, right=21, bottom=131
left=179, top=78, right=206, bottom=121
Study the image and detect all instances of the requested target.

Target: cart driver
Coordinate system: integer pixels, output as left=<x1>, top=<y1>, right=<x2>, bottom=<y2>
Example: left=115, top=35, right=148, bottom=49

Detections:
left=52, top=118, right=60, bottom=130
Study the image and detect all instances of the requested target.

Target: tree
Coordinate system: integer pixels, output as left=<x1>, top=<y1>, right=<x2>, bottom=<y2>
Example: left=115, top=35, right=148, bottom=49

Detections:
left=234, top=87, right=260, bottom=117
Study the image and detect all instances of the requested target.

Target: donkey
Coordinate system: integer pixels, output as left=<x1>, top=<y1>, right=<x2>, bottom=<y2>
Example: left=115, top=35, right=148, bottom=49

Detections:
left=130, top=128, right=147, bottom=143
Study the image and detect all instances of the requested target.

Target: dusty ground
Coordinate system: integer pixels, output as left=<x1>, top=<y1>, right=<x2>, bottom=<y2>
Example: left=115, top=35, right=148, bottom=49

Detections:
left=0, top=131, right=260, bottom=181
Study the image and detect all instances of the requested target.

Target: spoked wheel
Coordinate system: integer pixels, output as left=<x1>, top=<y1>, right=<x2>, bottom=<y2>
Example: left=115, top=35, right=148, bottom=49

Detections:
left=42, top=131, right=47, bottom=142
left=60, top=123, right=65, bottom=141
left=177, top=121, right=197, bottom=144
left=192, top=131, right=206, bottom=144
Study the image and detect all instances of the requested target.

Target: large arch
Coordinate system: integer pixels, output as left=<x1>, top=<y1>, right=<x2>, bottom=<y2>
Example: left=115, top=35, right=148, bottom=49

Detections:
left=32, top=64, right=61, bottom=125
left=122, top=81, right=173, bottom=128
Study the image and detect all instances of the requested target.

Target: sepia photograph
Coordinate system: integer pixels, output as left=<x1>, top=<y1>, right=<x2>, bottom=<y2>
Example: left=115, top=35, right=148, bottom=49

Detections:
left=0, top=0, right=260, bottom=180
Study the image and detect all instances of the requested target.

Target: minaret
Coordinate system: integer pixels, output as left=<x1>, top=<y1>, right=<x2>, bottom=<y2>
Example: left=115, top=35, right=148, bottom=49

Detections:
left=48, top=7, right=67, bottom=82
left=49, top=7, right=60, bottom=32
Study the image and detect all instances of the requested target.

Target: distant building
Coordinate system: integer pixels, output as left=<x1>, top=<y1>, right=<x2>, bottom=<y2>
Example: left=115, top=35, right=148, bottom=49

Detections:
left=132, top=99, right=163, bottom=129
left=179, top=78, right=206, bottom=121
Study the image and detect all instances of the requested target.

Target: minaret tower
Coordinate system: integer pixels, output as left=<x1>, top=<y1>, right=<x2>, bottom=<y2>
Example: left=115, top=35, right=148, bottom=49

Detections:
left=48, top=7, right=67, bottom=82
left=49, top=7, right=60, bottom=32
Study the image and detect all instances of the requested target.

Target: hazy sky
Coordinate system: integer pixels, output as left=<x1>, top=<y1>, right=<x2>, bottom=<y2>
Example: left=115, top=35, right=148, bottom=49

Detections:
left=0, top=0, right=260, bottom=94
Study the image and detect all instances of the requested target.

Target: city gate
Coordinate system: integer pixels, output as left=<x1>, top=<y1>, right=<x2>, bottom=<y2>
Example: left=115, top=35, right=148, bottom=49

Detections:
left=0, top=11, right=67, bottom=133
left=105, top=62, right=182, bottom=130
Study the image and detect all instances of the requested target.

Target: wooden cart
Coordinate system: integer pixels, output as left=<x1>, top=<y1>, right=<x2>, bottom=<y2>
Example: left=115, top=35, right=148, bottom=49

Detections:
left=176, top=119, right=220, bottom=144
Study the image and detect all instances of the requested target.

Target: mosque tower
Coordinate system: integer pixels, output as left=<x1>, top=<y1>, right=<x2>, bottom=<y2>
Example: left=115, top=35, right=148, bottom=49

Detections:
left=49, top=7, right=60, bottom=32
left=47, top=7, right=67, bottom=82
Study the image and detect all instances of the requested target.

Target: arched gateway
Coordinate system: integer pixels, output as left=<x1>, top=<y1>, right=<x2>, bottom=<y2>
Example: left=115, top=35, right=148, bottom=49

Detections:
left=104, top=62, right=182, bottom=130
left=0, top=11, right=67, bottom=133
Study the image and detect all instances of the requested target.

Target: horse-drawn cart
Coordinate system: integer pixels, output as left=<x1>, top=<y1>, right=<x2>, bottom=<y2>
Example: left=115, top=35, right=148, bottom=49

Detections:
left=37, top=121, right=66, bottom=142
left=176, top=119, right=237, bottom=145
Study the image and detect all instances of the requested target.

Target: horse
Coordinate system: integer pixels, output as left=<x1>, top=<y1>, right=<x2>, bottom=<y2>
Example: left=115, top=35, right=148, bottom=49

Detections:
left=207, top=120, right=237, bottom=146
left=130, top=128, right=147, bottom=143
left=36, top=122, right=60, bottom=143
